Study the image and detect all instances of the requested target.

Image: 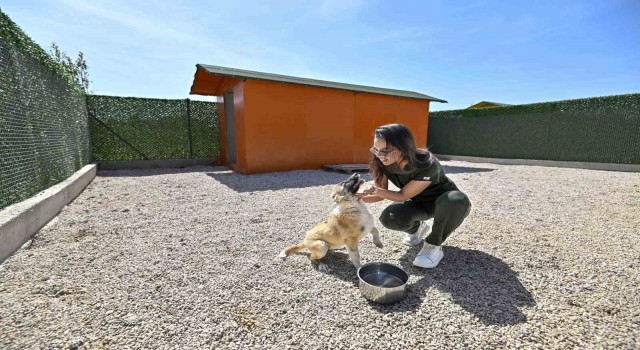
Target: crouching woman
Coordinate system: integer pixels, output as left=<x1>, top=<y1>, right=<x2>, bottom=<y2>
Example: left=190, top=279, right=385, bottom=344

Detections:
left=355, top=123, right=471, bottom=268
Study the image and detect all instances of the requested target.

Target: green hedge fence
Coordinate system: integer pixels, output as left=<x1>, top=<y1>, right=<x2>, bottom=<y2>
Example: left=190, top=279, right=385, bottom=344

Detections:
left=1, top=9, right=91, bottom=210
left=86, top=95, right=219, bottom=162
left=427, top=94, right=640, bottom=164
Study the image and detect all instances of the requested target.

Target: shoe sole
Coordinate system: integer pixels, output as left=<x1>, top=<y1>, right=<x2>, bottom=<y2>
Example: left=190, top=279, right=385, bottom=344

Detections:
left=412, top=260, right=440, bottom=268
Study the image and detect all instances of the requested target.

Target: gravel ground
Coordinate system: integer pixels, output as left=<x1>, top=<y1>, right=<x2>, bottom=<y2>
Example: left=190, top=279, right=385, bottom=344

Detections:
left=0, top=160, right=638, bottom=349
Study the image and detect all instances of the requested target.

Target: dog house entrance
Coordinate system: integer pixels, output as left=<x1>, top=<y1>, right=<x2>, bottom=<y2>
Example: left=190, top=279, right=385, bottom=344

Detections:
left=224, top=91, right=237, bottom=164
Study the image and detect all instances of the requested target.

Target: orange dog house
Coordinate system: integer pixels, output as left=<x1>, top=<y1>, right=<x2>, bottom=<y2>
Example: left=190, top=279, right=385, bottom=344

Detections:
left=190, top=64, right=446, bottom=174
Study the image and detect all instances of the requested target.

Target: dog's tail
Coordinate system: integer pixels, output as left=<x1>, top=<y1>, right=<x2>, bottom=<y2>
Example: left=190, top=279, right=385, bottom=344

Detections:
left=278, top=242, right=306, bottom=258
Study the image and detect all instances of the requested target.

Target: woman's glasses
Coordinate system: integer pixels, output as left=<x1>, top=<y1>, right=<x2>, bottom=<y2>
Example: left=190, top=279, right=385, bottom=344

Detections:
left=370, top=146, right=395, bottom=158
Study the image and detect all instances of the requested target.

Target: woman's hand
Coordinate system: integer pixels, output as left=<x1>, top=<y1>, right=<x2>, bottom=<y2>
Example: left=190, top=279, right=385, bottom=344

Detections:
left=354, top=184, right=377, bottom=199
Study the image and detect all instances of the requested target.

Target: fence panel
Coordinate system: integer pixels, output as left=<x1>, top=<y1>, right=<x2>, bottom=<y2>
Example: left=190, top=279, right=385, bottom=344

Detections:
left=1, top=11, right=91, bottom=211
left=428, top=94, right=640, bottom=164
left=85, top=95, right=219, bottom=162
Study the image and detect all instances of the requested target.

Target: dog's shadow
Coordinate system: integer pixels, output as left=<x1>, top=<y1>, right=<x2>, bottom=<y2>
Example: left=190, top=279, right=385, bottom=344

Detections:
left=316, top=251, right=361, bottom=286
left=319, top=247, right=535, bottom=326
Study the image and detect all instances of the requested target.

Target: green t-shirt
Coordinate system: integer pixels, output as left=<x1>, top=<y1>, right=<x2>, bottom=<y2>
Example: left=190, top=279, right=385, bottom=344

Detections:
left=382, top=158, right=458, bottom=203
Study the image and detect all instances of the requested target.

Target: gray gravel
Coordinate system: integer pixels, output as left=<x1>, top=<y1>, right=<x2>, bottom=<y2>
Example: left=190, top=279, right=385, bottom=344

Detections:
left=1, top=160, right=638, bottom=349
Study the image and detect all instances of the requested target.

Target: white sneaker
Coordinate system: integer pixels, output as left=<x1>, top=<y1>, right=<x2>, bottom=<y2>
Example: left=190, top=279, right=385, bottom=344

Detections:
left=401, top=218, right=433, bottom=246
left=412, top=243, right=444, bottom=268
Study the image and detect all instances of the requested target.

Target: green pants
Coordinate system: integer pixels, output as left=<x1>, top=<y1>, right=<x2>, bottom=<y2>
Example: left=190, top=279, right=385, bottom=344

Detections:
left=379, top=190, right=471, bottom=246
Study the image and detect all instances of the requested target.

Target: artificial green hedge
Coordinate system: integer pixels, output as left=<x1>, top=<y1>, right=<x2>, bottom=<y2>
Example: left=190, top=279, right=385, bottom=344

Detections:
left=0, top=9, right=82, bottom=93
left=1, top=9, right=91, bottom=211
left=427, top=94, right=640, bottom=164
left=86, top=95, right=219, bottom=161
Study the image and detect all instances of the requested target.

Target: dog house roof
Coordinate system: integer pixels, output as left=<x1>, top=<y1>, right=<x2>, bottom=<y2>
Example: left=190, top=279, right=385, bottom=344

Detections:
left=192, top=64, right=447, bottom=103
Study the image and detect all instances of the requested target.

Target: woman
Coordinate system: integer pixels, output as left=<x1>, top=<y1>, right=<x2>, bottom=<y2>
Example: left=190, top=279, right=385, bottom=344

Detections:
left=355, top=123, right=471, bottom=268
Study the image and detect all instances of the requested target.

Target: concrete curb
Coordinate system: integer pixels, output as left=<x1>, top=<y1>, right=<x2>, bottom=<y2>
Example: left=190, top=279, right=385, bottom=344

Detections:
left=98, top=158, right=218, bottom=170
left=435, top=154, right=640, bottom=172
left=0, top=164, right=97, bottom=264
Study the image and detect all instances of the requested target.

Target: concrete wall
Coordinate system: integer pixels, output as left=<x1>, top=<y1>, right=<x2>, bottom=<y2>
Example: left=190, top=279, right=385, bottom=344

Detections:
left=98, top=158, right=218, bottom=170
left=0, top=164, right=97, bottom=264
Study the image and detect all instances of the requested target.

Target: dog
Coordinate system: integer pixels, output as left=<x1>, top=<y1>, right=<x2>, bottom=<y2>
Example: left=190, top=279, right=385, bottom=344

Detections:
left=279, top=172, right=383, bottom=271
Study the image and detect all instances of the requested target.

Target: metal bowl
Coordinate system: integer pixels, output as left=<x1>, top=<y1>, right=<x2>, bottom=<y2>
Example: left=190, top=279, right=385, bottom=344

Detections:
left=357, top=262, right=409, bottom=304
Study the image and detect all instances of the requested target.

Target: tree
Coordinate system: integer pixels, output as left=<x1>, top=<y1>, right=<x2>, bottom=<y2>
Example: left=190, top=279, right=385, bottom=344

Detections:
left=49, top=42, right=92, bottom=92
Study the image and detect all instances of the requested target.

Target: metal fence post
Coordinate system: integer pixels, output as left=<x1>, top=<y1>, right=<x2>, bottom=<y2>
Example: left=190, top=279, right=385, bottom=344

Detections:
left=186, top=98, right=193, bottom=159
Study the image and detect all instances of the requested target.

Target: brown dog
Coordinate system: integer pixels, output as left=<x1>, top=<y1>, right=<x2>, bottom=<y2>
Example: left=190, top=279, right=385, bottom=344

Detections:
left=279, top=173, right=383, bottom=271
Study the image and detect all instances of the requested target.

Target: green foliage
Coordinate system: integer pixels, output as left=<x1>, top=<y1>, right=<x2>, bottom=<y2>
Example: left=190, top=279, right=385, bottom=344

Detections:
left=49, top=42, right=92, bottom=92
left=428, top=94, right=640, bottom=164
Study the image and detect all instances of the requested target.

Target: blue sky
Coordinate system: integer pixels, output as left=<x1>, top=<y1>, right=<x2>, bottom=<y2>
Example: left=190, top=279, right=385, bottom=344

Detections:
left=2, top=0, right=639, bottom=110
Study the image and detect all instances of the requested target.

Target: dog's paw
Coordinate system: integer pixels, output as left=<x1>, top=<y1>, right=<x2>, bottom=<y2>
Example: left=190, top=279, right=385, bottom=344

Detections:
left=278, top=251, right=287, bottom=259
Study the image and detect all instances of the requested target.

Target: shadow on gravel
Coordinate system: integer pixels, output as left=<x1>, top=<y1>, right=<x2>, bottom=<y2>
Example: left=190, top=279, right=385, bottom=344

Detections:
left=367, top=247, right=535, bottom=326
left=442, top=165, right=495, bottom=174
left=207, top=170, right=370, bottom=192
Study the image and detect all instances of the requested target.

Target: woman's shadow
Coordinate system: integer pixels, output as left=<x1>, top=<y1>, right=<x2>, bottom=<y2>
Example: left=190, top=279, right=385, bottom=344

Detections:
left=324, top=246, right=535, bottom=326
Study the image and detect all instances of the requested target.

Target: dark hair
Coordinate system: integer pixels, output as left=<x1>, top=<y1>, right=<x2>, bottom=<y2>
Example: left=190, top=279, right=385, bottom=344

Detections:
left=368, top=123, right=435, bottom=185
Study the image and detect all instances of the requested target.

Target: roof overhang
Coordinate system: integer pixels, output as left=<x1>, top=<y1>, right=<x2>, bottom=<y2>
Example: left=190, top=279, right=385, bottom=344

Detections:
left=190, top=64, right=447, bottom=103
